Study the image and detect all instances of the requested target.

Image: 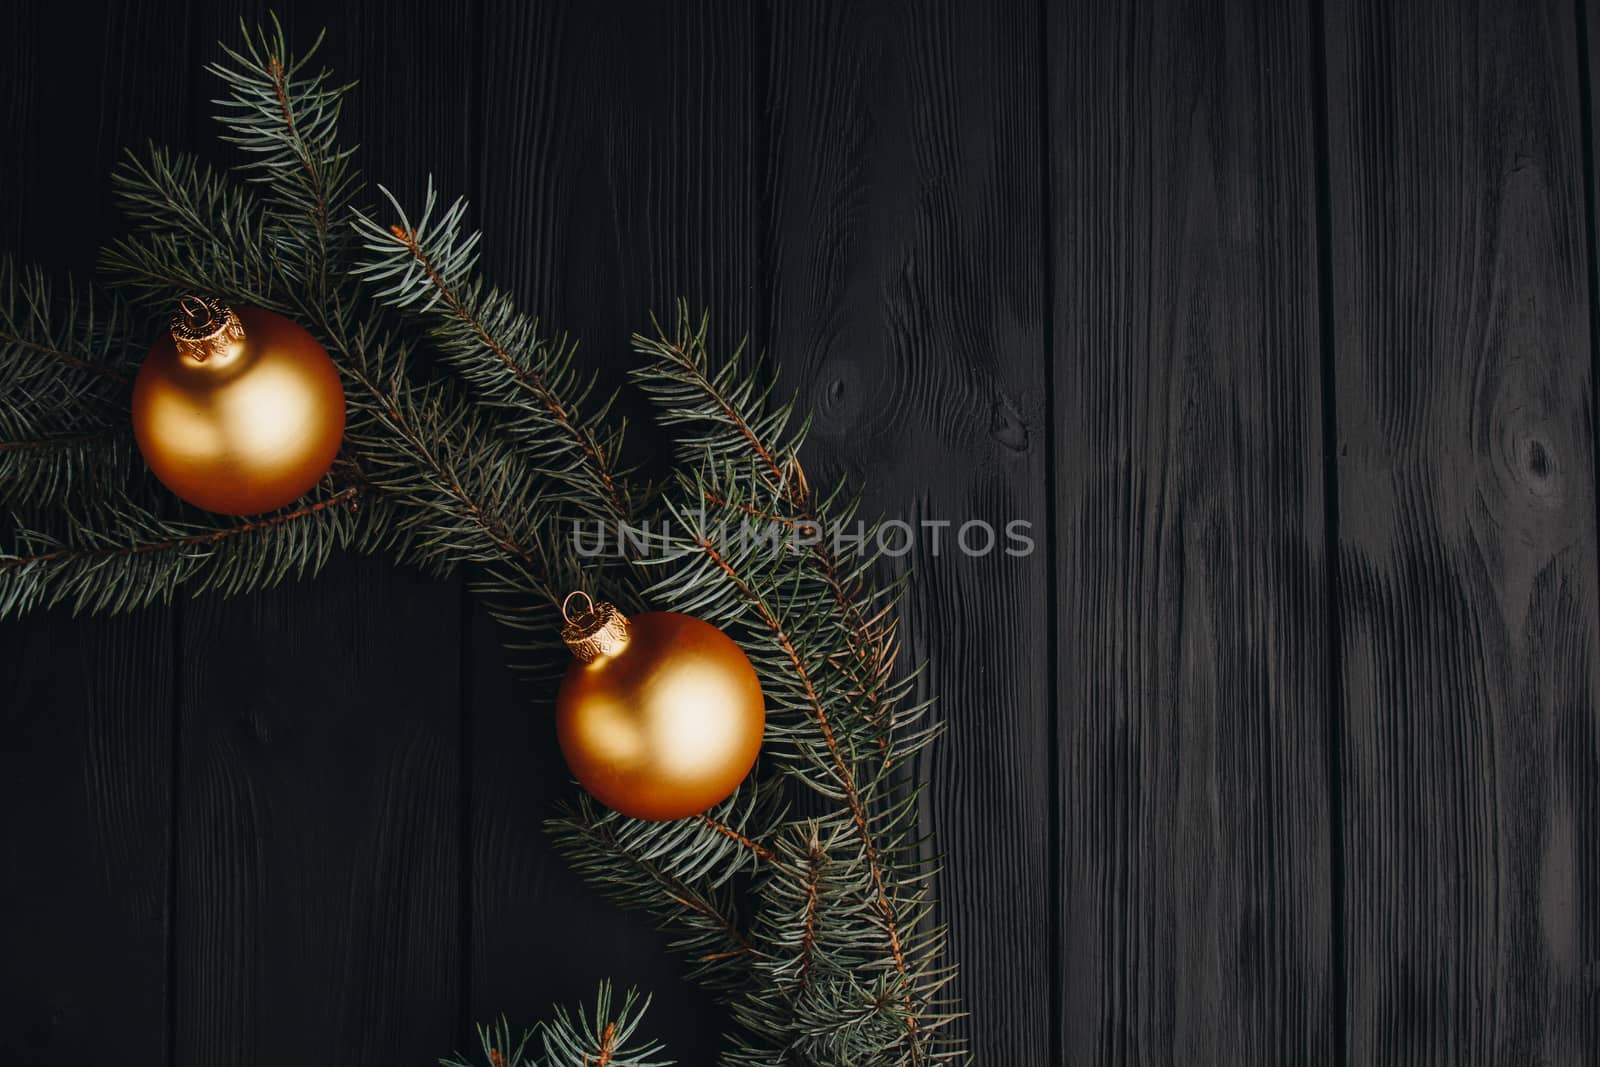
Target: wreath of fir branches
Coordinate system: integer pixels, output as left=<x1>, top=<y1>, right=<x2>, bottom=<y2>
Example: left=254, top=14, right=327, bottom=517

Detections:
left=0, top=18, right=960, bottom=1066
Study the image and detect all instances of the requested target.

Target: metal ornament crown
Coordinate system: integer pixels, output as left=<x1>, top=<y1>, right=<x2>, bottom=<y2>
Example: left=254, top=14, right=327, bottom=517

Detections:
left=169, top=295, right=245, bottom=363
left=560, top=592, right=632, bottom=664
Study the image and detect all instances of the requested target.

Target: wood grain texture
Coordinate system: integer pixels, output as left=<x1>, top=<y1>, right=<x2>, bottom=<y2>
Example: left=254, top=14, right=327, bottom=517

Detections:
left=172, top=559, right=463, bottom=1066
left=1050, top=1, right=1334, bottom=1061
left=468, top=2, right=761, bottom=1059
left=170, top=4, right=476, bottom=1063
left=0, top=0, right=195, bottom=270
left=0, top=1, right=189, bottom=1060
left=1327, top=0, right=1600, bottom=1061
left=474, top=0, right=762, bottom=344
left=0, top=613, right=174, bottom=1062
left=765, top=0, right=1052, bottom=1058
left=11, top=1, right=1600, bottom=1062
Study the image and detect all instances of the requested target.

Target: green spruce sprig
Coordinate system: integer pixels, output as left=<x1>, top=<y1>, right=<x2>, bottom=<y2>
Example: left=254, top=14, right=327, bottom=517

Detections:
left=443, top=983, right=671, bottom=1067
left=353, top=181, right=632, bottom=523
left=0, top=260, right=143, bottom=511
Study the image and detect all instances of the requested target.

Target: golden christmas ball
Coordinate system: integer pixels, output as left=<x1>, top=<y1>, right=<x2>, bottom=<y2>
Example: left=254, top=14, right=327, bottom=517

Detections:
left=132, top=296, right=346, bottom=515
left=556, top=595, right=765, bottom=821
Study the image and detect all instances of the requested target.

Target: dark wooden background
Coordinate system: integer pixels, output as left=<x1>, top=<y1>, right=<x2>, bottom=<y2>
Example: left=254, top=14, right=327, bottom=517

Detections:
left=2, top=0, right=1598, bottom=1062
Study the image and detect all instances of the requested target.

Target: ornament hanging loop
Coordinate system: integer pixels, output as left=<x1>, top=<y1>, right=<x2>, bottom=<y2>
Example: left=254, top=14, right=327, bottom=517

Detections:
left=177, top=294, right=215, bottom=331
left=561, top=589, right=596, bottom=625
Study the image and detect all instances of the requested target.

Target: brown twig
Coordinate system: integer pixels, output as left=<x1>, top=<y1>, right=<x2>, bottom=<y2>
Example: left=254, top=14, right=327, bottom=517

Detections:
left=588, top=1022, right=617, bottom=1067
left=662, top=884, right=757, bottom=961
left=266, top=53, right=328, bottom=238
left=699, top=813, right=778, bottom=864
left=701, top=489, right=800, bottom=529
left=797, top=831, right=824, bottom=988
left=0, top=487, right=360, bottom=572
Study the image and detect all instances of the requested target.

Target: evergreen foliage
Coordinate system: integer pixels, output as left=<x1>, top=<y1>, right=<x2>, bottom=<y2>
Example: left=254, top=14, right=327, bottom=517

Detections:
left=441, top=984, right=671, bottom=1067
left=0, top=15, right=962, bottom=1065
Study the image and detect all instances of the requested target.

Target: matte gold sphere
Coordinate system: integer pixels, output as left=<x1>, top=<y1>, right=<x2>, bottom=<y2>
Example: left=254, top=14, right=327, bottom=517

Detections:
left=557, top=608, right=765, bottom=821
left=132, top=301, right=346, bottom=515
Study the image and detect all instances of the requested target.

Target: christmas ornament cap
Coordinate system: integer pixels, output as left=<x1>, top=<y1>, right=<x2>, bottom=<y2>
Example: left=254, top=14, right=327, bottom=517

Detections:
left=560, top=591, right=631, bottom=663
left=169, top=294, right=244, bottom=363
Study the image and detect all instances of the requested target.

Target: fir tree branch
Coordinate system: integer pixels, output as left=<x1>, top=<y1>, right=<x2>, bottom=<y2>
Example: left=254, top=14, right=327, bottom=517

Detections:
left=636, top=317, right=902, bottom=767
left=209, top=14, right=356, bottom=292
left=442, top=984, right=671, bottom=1067
left=0, top=331, right=130, bottom=387
left=268, top=54, right=324, bottom=232
left=309, top=305, right=567, bottom=617
left=353, top=183, right=632, bottom=524
left=0, top=262, right=170, bottom=514
left=698, top=813, right=778, bottom=865
left=693, top=536, right=916, bottom=1026
left=0, top=487, right=359, bottom=571
left=0, top=425, right=138, bottom=510
left=549, top=798, right=759, bottom=973
left=698, top=486, right=900, bottom=766
left=355, top=371, right=542, bottom=571
left=633, top=309, right=797, bottom=500
left=797, top=838, right=823, bottom=987
left=0, top=482, right=377, bottom=618
left=103, top=146, right=282, bottom=308
left=1, top=259, right=139, bottom=440
left=633, top=345, right=955, bottom=1060
left=389, top=218, right=625, bottom=514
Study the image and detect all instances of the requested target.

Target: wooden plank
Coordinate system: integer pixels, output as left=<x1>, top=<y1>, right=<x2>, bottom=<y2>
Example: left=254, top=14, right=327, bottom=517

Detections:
left=1050, top=0, right=1334, bottom=1060
left=0, top=0, right=190, bottom=1060
left=475, top=0, right=762, bottom=337
left=0, top=0, right=193, bottom=269
left=470, top=1, right=760, bottom=1059
left=173, top=560, right=464, bottom=1066
left=1327, top=0, right=1600, bottom=1059
left=171, top=3, right=474, bottom=1063
left=765, top=1, right=1052, bottom=1058
left=0, top=614, right=175, bottom=1061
